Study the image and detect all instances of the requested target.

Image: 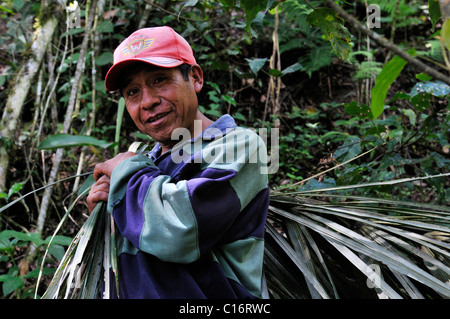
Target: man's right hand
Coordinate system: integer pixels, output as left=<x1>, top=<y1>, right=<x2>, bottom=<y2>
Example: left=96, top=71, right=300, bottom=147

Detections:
left=86, top=151, right=136, bottom=213
left=86, top=174, right=111, bottom=214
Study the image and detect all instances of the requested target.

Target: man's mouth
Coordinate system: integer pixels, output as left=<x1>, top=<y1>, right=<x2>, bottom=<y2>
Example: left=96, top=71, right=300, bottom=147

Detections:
left=147, top=111, right=171, bottom=123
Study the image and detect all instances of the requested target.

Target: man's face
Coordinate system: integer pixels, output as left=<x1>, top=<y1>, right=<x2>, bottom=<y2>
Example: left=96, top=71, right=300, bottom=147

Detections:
left=121, top=63, right=203, bottom=150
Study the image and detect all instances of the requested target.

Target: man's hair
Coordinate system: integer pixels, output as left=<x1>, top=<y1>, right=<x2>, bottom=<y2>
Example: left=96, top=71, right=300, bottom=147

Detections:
left=119, top=63, right=192, bottom=96
left=177, top=63, right=192, bottom=81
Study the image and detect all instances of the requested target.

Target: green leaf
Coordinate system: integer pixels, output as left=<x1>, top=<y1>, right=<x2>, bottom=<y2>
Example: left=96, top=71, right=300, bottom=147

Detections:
left=344, top=101, right=373, bottom=119
left=415, top=72, right=432, bottom=81
left=370, top=52, right=413, bottom=119
left=206, top=109, right=222, bottom=118
left=442, top=18, right=450, bottom=51
left=0, top=237, right=12, bottom=252
left=222, top=95, right=236, bottom=106
left=95, top=80, right=107, bottom=94
left=207, top=91, right=220, bottom=103
left=182, top=0, right=198, bottom=7
left=240, top=0, right=273, bottom=32
left=206, top=81, right=221, bottom=93
left=2, top=276, right=23, bottom=296
left=410, top=80, right=450, bottom=98
left=24, top=267, right=55, bottom=279
left=95, top=20, right=114, bottom=33
left=306, top=8, right=352, bottom=60
left=0, top=230, right=43, bottom=246
left=281, top=62, right=303, bottom=75
left=48, top=244, right=66, bottom=261
left=12, top=0, right=23, bottom=10
left=400, top=109, right=417, bottom=126
left=269, top=68, right=283, bottom=77
left=334, top=136, right=362, bottom=162
left=95, top=52, right=114, bottom=66
left=410, top=93, right=431, bottom=112
left=44, top=235, right=73, bottom=247
left=298, top=177, right=337, bottom=192
left=429, top=0, right=442, bottom=31
left=0, top=4, right=14, bottom=14
left=7, top=182, right=23, bottom=199
left=245, top=57, right=268, bottom=75
left=233, top=112, right=247, bottom=122
left=218, top=0, right=235, bottom=7
left=38, top=134, right=112, bottom=150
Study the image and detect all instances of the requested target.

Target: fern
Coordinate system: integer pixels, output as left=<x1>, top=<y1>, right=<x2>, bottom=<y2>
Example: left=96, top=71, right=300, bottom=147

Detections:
left=348, top=51, right=382, bottom=81
left=279, top=0, right=341, bottom=75
left=298, top=44, right=334, bottom=77
left=366, top=0, right=402, bottom=14
left=354, top=61, right=383, bottom=80
left=280, top=37, right=308, bottom=54
left=426, top=40, right=445, bottom=63
left=282, top=0, right=315, bottom=25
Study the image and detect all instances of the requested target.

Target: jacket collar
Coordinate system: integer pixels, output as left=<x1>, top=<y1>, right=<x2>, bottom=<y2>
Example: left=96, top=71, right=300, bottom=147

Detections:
left=148, top=114, right=237, bottom=161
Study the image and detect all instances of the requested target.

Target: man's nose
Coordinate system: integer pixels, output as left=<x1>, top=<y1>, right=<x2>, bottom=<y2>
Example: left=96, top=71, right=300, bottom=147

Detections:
left=140, top=87, right=160, bottom=110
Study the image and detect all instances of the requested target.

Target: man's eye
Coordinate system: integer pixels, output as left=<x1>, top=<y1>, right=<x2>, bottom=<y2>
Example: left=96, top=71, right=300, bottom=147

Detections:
left=126, top=88, right=139, bottom=97
left=154, top=76, right=166, bottom=84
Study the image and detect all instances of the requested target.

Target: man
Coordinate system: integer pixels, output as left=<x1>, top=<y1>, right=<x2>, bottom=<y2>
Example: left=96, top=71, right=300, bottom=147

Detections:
left=86, top=26, right=270, bottom=299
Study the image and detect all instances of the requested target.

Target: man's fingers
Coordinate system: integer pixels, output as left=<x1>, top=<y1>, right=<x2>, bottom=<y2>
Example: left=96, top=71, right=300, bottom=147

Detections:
left=87, top=175, right=111, bottom=213
left=96, top=174, right=110, bottom=184
left=89, top=176, right=110, bottom=196
left=93, top=162, right=106, bottom=181
left=93, top=152, right=136, bottom=181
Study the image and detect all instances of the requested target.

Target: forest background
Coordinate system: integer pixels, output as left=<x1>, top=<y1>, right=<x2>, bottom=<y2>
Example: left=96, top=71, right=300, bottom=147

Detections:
left=0, top=0, right=449, bottom=299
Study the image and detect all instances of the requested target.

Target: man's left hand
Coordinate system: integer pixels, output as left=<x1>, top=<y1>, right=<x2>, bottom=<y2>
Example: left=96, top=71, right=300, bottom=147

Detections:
left=93, top=151, right=136, bottom=181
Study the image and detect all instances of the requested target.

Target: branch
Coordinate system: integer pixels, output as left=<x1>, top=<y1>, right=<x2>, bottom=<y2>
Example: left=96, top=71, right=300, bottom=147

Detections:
left=324, top=0, right=450, bottom=86
left=25, top=0, right=99, bottom=266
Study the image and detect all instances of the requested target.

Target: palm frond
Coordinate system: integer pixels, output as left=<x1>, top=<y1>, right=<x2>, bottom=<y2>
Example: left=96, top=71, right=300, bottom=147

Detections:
left=265, top=186, right=450, bottom=299
left=32, top=146, right=448, bottom=299
left=40, top=201, right=112, bottom=299
left=37, top=143, right=149, bottom=299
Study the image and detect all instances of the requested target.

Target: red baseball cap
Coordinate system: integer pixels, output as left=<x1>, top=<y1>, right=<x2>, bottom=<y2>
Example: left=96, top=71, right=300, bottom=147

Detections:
left=104, top=26, right=197, bottom=91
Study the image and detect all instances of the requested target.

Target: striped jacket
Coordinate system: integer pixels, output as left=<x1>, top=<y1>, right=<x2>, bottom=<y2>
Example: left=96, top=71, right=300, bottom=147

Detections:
left=106, top=115, right=270, bottom=298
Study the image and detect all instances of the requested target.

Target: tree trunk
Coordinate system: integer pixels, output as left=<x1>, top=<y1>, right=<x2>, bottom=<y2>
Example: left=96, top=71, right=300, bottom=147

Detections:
left=25, top=0, right=98, bottom=266
left=324, top=0, right=450, bottom=85
left=0, top=16, right=58, bottom=192
left=35, top=0, right=98, bottom=235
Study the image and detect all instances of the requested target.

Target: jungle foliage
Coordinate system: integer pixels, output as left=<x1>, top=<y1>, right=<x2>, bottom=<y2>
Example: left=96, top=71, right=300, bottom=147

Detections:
left=0, top=0, right=449, bottom=299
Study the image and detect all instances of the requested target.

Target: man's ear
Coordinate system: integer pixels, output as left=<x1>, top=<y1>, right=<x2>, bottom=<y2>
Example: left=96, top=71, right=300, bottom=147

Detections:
left=191, top=64, right=203, bottom=93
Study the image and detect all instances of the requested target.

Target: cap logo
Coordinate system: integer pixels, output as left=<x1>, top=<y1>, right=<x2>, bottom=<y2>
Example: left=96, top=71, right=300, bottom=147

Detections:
left=121, top=38, right=154, bottom=55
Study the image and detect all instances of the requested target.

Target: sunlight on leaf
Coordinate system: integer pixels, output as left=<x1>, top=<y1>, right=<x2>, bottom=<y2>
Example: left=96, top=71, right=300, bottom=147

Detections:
left=38, top=134, right=113, bottom=150
left=370, top=51, right=414, bottom=119
left=306, top=8, right=352, bottom=60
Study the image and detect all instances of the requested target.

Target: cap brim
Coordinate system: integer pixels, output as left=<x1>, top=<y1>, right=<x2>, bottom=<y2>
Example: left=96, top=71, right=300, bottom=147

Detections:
left=104, top=57, right=184, bottom=92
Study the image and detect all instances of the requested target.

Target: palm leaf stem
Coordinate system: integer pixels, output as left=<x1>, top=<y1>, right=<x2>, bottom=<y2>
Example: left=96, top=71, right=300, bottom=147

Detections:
left=298, top=205, right=450, bottom=255
left=269, top=205, right=450, bottom=298
left=34, top=186, right=91, bottom=298
left=274, top=192, right=450, bottom=212
left=283, top=172, right=450, bottom=195
left=278, top=144, right=384, bottom=191
left=0, top=171, right=93, bottom=214
left=266, top=222, right=331, bottom=298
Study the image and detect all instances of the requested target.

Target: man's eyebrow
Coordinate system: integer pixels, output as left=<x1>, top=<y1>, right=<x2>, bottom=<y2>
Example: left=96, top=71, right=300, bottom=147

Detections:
left=120, top=66, right=172, bottom=92
left=120, top=77, right=133, bottom=91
